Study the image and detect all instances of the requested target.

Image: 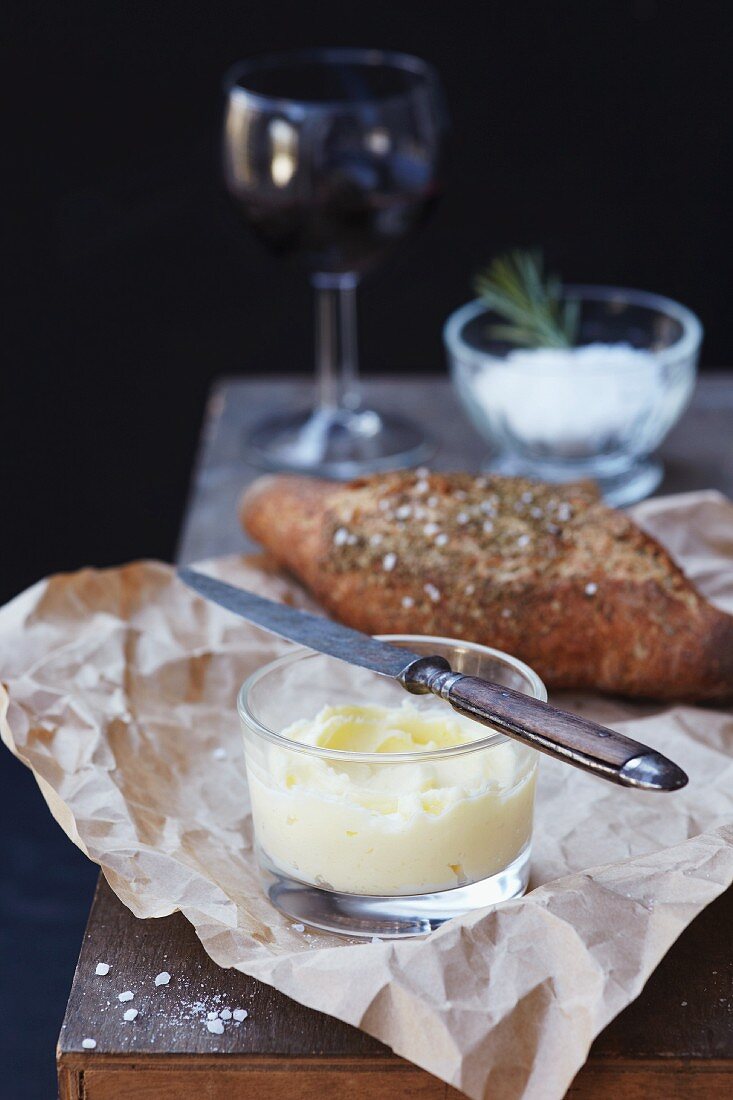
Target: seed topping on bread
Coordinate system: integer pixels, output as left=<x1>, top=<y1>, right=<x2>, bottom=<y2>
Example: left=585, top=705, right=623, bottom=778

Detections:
left=240, top=470, right=733, bottom=699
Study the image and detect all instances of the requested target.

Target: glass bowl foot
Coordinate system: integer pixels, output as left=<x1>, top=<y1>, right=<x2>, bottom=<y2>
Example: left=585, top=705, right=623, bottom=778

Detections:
left=484, top=454, right=663, bottom=507
left=258, top=845, right=531, bottom=938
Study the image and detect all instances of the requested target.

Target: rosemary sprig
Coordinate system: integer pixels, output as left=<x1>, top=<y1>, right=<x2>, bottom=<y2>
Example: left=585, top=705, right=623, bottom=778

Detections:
left=473, top=250, right=579, bottom=349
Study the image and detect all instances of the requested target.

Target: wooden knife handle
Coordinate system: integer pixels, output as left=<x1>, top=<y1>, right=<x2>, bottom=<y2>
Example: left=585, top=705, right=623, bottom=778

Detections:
left=400, top=657, right=688, bottom=791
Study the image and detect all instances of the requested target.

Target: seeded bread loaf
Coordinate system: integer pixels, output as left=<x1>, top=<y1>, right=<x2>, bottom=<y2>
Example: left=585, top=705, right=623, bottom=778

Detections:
left=240, top=471, right=733, bottom=701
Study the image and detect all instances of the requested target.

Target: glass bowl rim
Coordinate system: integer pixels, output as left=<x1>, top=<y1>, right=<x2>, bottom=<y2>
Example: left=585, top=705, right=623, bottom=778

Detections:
left=237, top=634, right=547, bottom=763
left=223, top=48, right=441, bottom=114
left=443, top=284, right=703, bottom=371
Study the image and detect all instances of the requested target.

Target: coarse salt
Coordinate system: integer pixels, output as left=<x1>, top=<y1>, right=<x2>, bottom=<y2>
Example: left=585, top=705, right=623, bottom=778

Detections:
left=212, top=747, right=227, bottom=761
left=456, top=512, right=469, bottom=525
left=233, top=1008, right=249, bottom=1021
left=206, top=1018, right=225, bottom=1035
left=414, top=479, right=429, bottom=495
left=118, top=991, right=134, bottom=1003
left=95, top=962, right=110, bottom=976
left=435, top=533, right=448, bottom=547
left=382, top=552, right=397, bottom=572
left=207, top=1011, right=218, bottom=1020
left=465, top=584, right=475, bottom=596
left=502, top=608, right=513, bottom=618
left=483, top=521, right=494, bottom=534
left=401, top=596, right=414, bottom=609
left=517, top=534, right=531, bottom=548
left=333, top=527, right=350, bottom=546
left=219, top=1009, right=232, bottom=1020
left=424, top=583, right=441, bottom=603
left=395, top=505, right=412, bottom=519
left=585, top=582, right=598, bottom=596
left=369, top=533, right=383, bottom=546
left=291, top=922, right=306, bottom=932
left=423, top=522, right=439, bottom=537
left=155, top=971, right=171, bottom=987
left=82, top=1038, right=96, bottom=1049
left=123, top=1008, right=138, bottom=1021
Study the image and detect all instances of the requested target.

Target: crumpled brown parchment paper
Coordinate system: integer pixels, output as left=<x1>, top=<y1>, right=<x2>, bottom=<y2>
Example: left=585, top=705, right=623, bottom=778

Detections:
left=1, top=490, right=732, bottom=1100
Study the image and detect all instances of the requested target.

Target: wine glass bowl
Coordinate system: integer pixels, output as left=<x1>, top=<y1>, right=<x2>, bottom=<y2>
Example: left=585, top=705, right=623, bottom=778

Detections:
left=223, top=49, right=447, bottom=477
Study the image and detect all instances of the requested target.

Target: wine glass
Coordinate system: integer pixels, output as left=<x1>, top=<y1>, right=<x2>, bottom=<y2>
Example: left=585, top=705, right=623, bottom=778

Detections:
left=223, top=48, right=448, bottom=477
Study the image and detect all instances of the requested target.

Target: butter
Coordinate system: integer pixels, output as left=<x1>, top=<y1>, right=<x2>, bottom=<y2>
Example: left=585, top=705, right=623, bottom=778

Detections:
left=245, top=703, right=537, bottom=896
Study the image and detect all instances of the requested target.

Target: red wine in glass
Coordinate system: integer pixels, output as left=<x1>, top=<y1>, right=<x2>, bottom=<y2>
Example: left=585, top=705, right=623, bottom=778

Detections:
left=223, top=48, right=448, bottom=476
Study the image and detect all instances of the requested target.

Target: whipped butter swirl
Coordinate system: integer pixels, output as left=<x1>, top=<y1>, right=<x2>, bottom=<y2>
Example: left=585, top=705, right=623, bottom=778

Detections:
left=245, top=703, right=537, bottom=896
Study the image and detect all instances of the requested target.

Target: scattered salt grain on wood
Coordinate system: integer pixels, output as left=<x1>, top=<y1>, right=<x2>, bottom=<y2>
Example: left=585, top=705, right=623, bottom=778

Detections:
left=585, top=582, right=598, bottom=596
left=291, top=922, right=305, bottom=932
left=382, top=552, right=397, bottom=572
left=82, top=1038, right=96, bottom=1049
left=206, top=1018, right=224, bottom=1034
left=219, top=1009, right=232, bottom=1020
left=95, top=962, right=110, bottom=976
left=233, top=1008, right=249, bottom=1021
left=123, top=1008, right=138, bottom=1021
left=118, top=991, right=134, bottom=1002
left=206, top=1011, right=218, bottom=1020
left=154, top=971, right=171, bottom=987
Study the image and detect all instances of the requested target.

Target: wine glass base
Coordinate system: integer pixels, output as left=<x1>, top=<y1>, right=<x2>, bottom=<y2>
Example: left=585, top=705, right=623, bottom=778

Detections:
left=245, top=406, right=435, bottom=479
left=483, top=454, right=663, bottom=507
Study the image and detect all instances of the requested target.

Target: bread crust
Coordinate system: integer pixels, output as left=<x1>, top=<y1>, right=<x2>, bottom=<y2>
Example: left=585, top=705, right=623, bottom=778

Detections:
left=240, top=471, right=733, bottom=701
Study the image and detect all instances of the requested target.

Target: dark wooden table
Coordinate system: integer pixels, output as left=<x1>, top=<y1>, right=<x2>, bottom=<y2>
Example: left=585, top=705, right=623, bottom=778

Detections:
left=58, top=376, right=733, bottom=1099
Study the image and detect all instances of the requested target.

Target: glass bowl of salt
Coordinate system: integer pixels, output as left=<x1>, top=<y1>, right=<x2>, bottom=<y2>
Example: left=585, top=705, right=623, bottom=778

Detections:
left=444, top=286, right=702, bottom=505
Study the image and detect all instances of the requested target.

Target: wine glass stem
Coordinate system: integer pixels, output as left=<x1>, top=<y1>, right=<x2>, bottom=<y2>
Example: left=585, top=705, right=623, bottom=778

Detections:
left=313, top=275, right=361, bottom=413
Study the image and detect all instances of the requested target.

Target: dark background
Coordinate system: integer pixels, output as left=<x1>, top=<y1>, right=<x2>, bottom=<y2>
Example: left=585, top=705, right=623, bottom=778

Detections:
left=2, top=2, right=731, bottom=1095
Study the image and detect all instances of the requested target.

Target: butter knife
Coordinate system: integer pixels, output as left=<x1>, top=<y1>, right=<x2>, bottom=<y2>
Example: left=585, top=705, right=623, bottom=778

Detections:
left=178, top=568, right=688, bottom=792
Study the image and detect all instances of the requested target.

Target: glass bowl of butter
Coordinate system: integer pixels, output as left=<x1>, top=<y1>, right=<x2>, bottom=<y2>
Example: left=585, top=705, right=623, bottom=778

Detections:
left=238, top=636, right=545, bottom=937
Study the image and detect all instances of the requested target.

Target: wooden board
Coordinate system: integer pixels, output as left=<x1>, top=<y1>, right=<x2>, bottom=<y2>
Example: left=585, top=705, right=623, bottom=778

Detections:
left=57, top=878, right=733, bottom=1098
left=59, top=376, right=733, bottom=1098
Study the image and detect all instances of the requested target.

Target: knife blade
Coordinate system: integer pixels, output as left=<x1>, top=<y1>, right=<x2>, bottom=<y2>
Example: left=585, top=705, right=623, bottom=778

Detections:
left=178, top=568, right=688, bottom=793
